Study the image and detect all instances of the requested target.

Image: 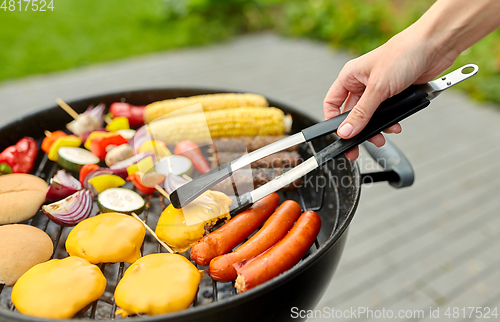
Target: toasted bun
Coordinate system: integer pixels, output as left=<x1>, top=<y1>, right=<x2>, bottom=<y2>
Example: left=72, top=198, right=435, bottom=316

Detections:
left=0, top=224, right=53, bottom=286
left=0, top=174, right=48, bottom=224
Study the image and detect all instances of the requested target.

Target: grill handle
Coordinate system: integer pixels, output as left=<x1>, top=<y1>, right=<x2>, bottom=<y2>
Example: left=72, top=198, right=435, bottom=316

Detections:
left=361, top=139, right=414, bottom=188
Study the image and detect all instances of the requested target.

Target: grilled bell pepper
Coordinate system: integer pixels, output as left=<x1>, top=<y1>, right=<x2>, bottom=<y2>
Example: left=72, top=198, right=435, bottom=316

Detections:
left=87, top=174, right=126, bottom=193
left=109, top=102, right=145, bottom=128
left=105, top=116, right=130, bottom=133
left=48, top=135, right=82, bottom=162
left=126, top=156, right=154, bottom=176
left=90, top=134, right=127, bottom=161
left=127, top=172, right=156, bottom=195
left=0, top=137, right=38, bottom=174
left=41, top=131, right=67, bottom=154
left=84, top=131, right=113, bottom=150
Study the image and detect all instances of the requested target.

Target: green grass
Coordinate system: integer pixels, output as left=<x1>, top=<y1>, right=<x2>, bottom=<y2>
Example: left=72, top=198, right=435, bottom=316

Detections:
left=0, top=0, right=239, bottom=81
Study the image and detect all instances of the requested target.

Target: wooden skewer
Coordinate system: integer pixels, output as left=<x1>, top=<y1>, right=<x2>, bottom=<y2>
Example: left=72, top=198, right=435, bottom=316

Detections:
left=131, top=212, right=174, bottom=254
left=182, top=174, right=192, bottom=182
left=44, top=130, right=52, bottom=137
left=155, top=185, right=170, bottom=201
left=104, top=115, right=113, bottom=125
left=56, top=98, right=79, bottom=120
left=56, top=97, right=111, bottom=124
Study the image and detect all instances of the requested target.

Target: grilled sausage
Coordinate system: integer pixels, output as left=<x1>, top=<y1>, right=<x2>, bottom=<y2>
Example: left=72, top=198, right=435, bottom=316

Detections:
left=190, top=193, right=280, bottom=266
left=207, top=200, right=302, bottom=282
left=210, top=152, right=302, bottom=169
left=212, top=168, right=302, bottom=195
left=213, top=136, right=299, bottom=153
left=234, top=210, right=321, bottom=293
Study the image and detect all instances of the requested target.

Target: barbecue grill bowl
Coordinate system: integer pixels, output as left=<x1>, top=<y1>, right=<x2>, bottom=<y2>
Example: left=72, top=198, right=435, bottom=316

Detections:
left=0, top=88, right=363, bottom=322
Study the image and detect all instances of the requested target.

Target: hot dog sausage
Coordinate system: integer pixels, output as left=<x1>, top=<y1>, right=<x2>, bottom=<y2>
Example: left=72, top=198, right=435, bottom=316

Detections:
left=234, top=210, right=321, bottom=293
left=207, top=200, right=302, bottom=282
left=190, top=193, right=280, bottom=266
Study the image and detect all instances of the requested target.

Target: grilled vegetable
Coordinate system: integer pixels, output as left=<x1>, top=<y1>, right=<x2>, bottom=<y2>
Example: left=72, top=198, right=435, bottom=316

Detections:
left=105, top=116, right=130, bottom=133
left=147, top=107, right=290, bottom=145
left=41, top=131, right=67, bottom=154
left=87, top=174, right=126, bottom=193
left=144, top=93, right=269, bottom=123
left=11, top=257, right=106, bottom=319
left=115, top=254, right=202, bottom=317
left=213, top=135, right=298, bottom=153
left=105, top=144, right=134, bottom=167
left=97, top=188, right=145, bottom=214
left=211, top=151, right=301, bottom=169
left=0, top=137, right=38, bottom=174
left=66, top=104, right=105, bottom=136
left=57, top=147, right=99, bottom=172
left=155, top=155, right=193, bottom=177
left=90, top=133, right=127, bottom=161
left=46, top=170, right=82, bottom=202
left=48, top=135, right=82, bottom=161
left=66, top=212, right=146, bottom=264
left=42, top=190, right=93, bottom=226
left=235, top=210, right=321, bottom=293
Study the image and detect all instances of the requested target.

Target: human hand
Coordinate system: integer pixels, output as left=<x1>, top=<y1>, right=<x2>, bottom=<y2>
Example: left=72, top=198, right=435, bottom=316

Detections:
left=323, top=25, right=459, bottom=161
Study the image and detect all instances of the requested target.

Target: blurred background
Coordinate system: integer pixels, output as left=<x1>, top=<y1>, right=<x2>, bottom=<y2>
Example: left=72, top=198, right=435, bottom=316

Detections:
left=1, top=1, right=499, bottom=321
left=2, top=0, right=500, bottom=101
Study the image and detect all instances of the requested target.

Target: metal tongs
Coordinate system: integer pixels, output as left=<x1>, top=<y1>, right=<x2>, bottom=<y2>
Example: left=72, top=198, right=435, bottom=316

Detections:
left=171, top=64, right=479, bottom=213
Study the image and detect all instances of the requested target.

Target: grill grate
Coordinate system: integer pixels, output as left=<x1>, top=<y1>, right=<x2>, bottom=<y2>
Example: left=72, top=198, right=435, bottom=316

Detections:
left=0, top=141, right=337, bottom=320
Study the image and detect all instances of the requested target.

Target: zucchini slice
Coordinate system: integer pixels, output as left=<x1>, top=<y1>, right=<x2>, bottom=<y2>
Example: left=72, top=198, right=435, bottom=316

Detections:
left=97, top=188, right=145, bottom=214
left=57, top=147, right=99, bottom=172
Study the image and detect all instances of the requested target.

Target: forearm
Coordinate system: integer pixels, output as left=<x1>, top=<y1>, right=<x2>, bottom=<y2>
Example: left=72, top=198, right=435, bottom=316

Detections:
left=412, top=0, right=500, bottom=59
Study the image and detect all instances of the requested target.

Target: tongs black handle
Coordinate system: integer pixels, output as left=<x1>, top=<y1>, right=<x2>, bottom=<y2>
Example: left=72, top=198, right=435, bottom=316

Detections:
left=314, top=93, right=430, bottom=166
left=301, top=86, right=429, bottom=141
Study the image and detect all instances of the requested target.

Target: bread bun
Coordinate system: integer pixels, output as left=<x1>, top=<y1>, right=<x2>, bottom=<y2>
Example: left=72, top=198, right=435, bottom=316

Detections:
left=0, top=174, right=48, bottom=224
left=0, top=224, right=53, bottom=286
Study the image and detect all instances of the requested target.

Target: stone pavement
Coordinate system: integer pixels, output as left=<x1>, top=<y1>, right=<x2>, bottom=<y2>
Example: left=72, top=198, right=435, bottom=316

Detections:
left=1, top=33, right=499, bottom=321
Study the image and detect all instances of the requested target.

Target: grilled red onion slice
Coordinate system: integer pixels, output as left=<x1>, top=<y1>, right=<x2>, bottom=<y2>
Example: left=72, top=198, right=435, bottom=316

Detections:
left=42, top=190, right=93, bottom=226
left=109, top=152, right=154, bottom=178
left=164, top=173, right=189, bottom=195
left=128, top=125, right=151, bottom=152
left=46, top=170, right=82, bottom=202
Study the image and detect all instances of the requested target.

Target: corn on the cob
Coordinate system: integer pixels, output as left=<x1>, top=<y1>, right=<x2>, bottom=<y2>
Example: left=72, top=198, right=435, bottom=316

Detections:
left=147, top=107, right=291, bottom=145
left=144, top=93, right=269, bottom=123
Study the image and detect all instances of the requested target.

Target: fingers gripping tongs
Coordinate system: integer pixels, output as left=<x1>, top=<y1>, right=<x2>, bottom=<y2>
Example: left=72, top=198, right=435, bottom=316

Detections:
left=171, top=64, right=478, bottom=213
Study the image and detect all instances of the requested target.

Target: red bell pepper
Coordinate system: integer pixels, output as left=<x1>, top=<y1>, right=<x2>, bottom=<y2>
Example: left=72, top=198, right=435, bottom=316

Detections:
left=41, top=130, right=67, bottom=154
left=109, top=102, right=145, bottom=128
left=174, top=140, right=211, bottom=174
left=127, top=172, right=156, bottom=195
left=0, top=137, right=38, bottom=174
left=90, top=134, right=127, bottom=161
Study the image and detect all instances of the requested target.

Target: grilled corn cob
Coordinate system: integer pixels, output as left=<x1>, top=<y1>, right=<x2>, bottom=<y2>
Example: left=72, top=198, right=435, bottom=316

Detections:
left=147, top=107, right=291, bottom=145
left=144, top=93, right=269, bottom=123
